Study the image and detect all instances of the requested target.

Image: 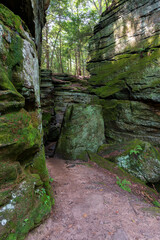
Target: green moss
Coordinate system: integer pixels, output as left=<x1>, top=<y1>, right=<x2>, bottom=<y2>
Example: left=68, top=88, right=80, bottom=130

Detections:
left=0, top=4, right=29, bottom=35
left=56, top=104, right=105, bottom=160
left=153, top=200, right=160, bottom=208
left=31, top=147, right=53, bottom=201
left=0, top=17, right=25, bottom=112
left=1, top=177, right=52, bottom=240
left=0, top=109, right=42, bottom=162
left=5, top=32, right=24, bottom=91
left=87, top=151, right=144, bottom=184
left=91, top=79, right=125, bottom=98
left=97, top=139, right=160, bottom=183
left=0, top=190, right=12, bottom=206
left=0, top=161, right=22, bottom=186
left=42, top=111, right=52, bottom=136
left=88, top=36, right=160, bottom=99
left=141, top=207, right=160, bottom=216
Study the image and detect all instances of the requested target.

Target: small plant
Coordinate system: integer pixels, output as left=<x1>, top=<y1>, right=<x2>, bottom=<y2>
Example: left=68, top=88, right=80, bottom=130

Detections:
left=116, top=176, right=131, bottom=192
left=35, top=188, right=46, bottom=198
left=130, top=145, right=142, bottom=155
left=22, top=218, right=29, bottom=226
left=153, top=200, right=160, bottom=208
left=24, top=218, right=29, bottom=223
left=49, top=176, right=54, bottom=183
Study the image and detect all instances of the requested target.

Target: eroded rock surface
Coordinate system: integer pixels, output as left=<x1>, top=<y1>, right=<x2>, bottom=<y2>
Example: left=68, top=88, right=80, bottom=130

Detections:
left=1, top=0, right=48, bottom=61
left=40, top=72, right=99, bottom=143
left=0, top=4, right=52, bottom=240
left=56, top=104, right=105, bottom=160
left=98, top=139, right=160, bottom=183
left=88, top=0, right=160, bottom=145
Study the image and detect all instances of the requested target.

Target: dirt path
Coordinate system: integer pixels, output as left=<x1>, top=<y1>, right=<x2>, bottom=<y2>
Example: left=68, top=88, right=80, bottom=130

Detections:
left=26, top=158, right=160, bottom=240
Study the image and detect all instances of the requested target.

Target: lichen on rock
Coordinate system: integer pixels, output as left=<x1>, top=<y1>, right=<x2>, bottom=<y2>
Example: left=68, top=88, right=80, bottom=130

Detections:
left=55, top=104, right=105, bottom=160
left=98, top=139, right=160, bottom=183
left=0, top=4, right=52, bottom=240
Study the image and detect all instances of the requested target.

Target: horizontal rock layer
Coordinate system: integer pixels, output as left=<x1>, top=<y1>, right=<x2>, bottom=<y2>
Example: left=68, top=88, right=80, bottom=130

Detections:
left=87, top=0, right=160, bottom=145
left=40, top=73, right=98, bottom=143
left=0, top=5, right=52, bottom=240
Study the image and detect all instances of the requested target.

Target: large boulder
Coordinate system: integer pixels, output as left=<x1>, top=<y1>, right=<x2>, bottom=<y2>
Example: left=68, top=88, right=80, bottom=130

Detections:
left=98, top=139, right=160, bottom=183
left=56, top=104, right=105, bottom=160
left=87, top=0, right=160, bottom=145
left=0, top=5, right=52, bottom=240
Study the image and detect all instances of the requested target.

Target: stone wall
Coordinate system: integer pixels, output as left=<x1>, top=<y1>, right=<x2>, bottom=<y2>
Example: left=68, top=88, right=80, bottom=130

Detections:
left=87, top=0, right=160, bottom=145
left=40, top=69, right=55, bottom=142
left=0, top=3, right=52, bottom=240
left=40, top=72, right=99, bottom=144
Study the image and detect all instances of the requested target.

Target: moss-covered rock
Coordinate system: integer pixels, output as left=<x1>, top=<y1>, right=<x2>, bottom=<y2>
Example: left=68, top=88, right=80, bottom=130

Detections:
left=0, top=176, right=51, bottom=240
left=0, top=5, right=52, bottom=239
left=87, top=0, right=160, bottom=146
left=98, top=139, right=160, bottom=183
left=99, top=99, right=160, bottom=145
left=56, top=104, right=105, bottom=160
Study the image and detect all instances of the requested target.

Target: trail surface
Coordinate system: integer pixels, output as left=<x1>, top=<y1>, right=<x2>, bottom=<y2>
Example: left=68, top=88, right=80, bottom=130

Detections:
left=26, top=158, right=160, bottom=240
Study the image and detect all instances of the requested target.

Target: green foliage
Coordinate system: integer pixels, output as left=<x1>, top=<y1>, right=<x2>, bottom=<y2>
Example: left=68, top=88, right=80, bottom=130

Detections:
left=49, top=176, right=54, bottom=183
left=116, top=176, right=131, bottom=192
left=129, top=145, right=143, bottom=155
left=35, top=188, right=46, bottom=198
left=153, top=200, right=160, bottom=208
left=22, top=218, right=29, bottom=227
left=42, top=0, right=109, bottom=75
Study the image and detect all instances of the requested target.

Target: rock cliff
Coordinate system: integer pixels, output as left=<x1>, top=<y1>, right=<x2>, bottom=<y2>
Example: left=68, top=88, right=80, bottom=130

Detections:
left=40, top=72, right=98, bottom=145
left=87, top=0, right=160, bottom=145
left=0, top=3, right=52, bottom=240
left=1, top=0, right=48, bottom=61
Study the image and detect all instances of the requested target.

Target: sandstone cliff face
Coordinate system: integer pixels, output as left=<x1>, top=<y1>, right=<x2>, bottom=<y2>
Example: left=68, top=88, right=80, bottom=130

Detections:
left=87, top=0, right=160, bottom=145
left=40, top=72, right=98, bottom=144
left=0, top=4, right=52, bottom=240
left=1, top=0, right=47, bottom=61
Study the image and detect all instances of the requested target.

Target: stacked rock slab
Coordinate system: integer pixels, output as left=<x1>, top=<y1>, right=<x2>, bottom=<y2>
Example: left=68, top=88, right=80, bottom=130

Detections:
left=40, top=69, right=54, bottom=142
left=40, top=72, right=99, bottom=143
left=87, top=0, right=160, bottom=146
left=50, top=74, right=106, bottom=160
left=52, top=73, right=99, bottom=141
left=0, top=3, right=52, bottom=240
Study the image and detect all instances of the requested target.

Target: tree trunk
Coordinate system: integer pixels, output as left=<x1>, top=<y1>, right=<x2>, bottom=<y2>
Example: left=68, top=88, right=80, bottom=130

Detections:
left=75, top=49, right=78, bottom=76
left=59, top=33, right=64, bottom=73
left=45, top=22, right=50, bottom=69
left=77, top=42, right=81, bottom=76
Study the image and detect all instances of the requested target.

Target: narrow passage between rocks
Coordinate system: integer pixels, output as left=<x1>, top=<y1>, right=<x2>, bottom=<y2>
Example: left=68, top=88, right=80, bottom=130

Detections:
left=26, top=158, right=160, bottom=240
